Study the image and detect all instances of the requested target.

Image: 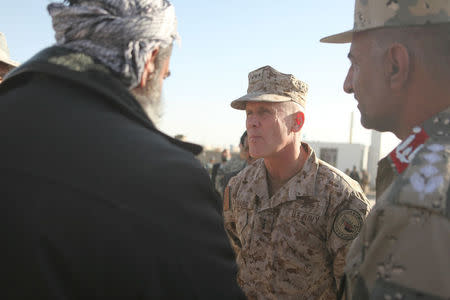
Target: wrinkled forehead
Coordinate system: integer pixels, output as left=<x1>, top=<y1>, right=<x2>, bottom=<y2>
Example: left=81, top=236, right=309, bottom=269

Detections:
left=245, top=101, right=305, bottom=115
left=245, top=101, right=279, bottom=111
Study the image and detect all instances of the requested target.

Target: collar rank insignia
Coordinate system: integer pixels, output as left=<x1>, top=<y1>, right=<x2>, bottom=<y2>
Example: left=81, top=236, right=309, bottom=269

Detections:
left=390, top=126, right=429, bottom=174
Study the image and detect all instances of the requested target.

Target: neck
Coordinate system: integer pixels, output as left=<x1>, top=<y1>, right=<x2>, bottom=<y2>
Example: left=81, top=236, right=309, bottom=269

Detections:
left=264, top=141, right=307, bottom=194
left=395, top=72, right=450, bottom=140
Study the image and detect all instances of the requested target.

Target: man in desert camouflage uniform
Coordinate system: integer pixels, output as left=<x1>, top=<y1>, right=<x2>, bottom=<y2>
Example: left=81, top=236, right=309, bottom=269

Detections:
left=223, top=65, right=371, bottom=299
left=322, top=1, right=450, bottom=299
left=216, top=131, right=254, bottom=198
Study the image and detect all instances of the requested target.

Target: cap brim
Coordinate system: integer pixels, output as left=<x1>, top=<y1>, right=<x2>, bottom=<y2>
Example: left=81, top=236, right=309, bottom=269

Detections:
left=320, top=29, right=353, bottom=44
left=230, top=92, right=292, bottom=110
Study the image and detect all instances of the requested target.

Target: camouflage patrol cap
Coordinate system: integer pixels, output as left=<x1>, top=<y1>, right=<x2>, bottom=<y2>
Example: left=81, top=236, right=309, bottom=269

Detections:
left=0, top=32, right=19, bottom=68
left=231, top=65, right=308, bottom=110
left=321, top=0, right=450, bottom=43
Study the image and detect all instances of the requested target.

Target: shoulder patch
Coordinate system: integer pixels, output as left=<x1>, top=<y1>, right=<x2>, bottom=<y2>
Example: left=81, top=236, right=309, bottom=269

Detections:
left=223, top=186, right=231, bottom=211
left=333, top=209, right=363, bottom=240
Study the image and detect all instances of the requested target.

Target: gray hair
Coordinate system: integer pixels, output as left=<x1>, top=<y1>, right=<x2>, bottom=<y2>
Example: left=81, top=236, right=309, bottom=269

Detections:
left=48, top=0, right=179, bottom=89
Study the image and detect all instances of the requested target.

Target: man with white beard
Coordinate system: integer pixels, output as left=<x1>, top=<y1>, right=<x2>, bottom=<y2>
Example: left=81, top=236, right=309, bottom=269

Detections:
left=0, top=1, right=245, bottom=299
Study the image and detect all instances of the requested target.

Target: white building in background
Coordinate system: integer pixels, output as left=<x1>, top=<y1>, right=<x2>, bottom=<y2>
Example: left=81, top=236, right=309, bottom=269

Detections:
left=306, top=130, right=381, bottom=189
left=306, top=141, right=369, bottom=173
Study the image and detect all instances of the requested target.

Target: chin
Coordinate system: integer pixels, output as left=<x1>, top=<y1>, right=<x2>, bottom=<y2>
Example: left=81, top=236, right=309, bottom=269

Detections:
left=360, top=116, right=372, bottom=129
left=249, top=150, right=264, bottom=159
left=361, top=115, right=392, bottom=133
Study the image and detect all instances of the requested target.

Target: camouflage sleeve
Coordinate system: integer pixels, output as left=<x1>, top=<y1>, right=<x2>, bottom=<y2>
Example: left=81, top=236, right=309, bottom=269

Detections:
left=332, top=246, right=347, bottom=290
left=326, top=190, right=370, bottom=291
left=223, top=179, right=242, bottom=257
left=345, top=203, right=450, bottom=300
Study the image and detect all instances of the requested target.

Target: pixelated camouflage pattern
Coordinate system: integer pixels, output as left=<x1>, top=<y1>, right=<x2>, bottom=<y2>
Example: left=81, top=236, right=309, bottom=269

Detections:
left=231, top=65, right=308, bottom=110
left=321, top=0, right=450, bottom=43
left=215, top=157, right=247, bottom=198
left=224, top=143, right=371, bottom=300
left=344, top=107, right=450, bottom=300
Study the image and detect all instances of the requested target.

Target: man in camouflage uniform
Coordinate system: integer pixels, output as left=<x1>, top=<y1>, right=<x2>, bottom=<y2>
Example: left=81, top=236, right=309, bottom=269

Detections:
left=211, top=149, right=231, bottom=185
left=216, top=131, right=254, bottom=198
left=321, top=1, right=450, bottom=299
left=223, top=65, right=371, bottom=299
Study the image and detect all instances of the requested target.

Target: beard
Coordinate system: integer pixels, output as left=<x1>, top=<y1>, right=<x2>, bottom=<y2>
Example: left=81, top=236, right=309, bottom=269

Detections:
left=130, top=71, right=164, bottom=125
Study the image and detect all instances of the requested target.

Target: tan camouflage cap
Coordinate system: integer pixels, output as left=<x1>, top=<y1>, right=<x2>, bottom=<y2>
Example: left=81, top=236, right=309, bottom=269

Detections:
left=0, top=32, right=19, bottom=68
left=231, top=65, right=308, bottom=110
left=321, top=0, right=450, bottom=43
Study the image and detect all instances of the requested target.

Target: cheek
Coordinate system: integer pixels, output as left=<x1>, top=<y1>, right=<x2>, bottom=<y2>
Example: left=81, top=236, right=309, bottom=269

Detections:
left=352, top=67, right=361, bottom=88
left=245, top=117, right=251, bottom=129
left=353, top=70, right=371, bottom=100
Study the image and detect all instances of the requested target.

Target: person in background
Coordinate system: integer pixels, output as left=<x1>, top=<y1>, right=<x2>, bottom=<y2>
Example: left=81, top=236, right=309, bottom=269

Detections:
left=349, top=166, right=361, bottom=184
left=205, top=157, right=215, bottom=176
left=211, top=148, right=231, bottom=187
left=0, top=1, right=244, bottom=299
left=360, top=169, right=369, bottom=194
left=215, top=131, right=255, bottom=199
left=223, top=65, right=371, bottom=299
left=321, top=0, right=450, bottom=298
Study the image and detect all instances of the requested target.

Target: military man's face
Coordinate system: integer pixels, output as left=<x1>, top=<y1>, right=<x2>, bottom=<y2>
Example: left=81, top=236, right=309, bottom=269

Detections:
left=343, top=31, right=398, bottom=132
left=245, top=102, right=291, bottom=159
left=221, top=149, right=230, bottom=162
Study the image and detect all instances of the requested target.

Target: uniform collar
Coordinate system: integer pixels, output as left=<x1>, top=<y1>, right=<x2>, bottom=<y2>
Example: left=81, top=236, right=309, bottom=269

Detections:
left=423, top=106, right=450, bottom=138
left=376, top=106, right=450, bottom=198
left=251, top=143, right=319, bottom=210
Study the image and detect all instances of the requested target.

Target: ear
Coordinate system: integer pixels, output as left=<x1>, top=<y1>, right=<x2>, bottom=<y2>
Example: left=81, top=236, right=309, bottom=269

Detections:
left=292, top=111, right=305, bottom=132
left=140, top=47, right=160, bottom=88
left=385, top=43, right=409, bottom=90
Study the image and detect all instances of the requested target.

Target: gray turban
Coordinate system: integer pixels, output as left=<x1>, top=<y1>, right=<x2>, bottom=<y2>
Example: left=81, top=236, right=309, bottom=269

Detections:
left=48, top=0, right=179, bottom=89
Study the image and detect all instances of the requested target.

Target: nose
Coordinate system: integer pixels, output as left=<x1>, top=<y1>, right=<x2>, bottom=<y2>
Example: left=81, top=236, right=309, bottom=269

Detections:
left=343, top=66, right=354, bottom=94
left=246, top=114, right=259, bottom=129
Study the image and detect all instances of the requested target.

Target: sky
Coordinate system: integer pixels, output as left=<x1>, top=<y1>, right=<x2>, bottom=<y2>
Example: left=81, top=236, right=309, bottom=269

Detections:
left=1, top=0, right=401, bottom=158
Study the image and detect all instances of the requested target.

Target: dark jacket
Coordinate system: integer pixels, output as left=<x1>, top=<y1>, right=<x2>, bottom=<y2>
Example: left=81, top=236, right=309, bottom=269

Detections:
left=0, top=47, right=244, bottom=299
